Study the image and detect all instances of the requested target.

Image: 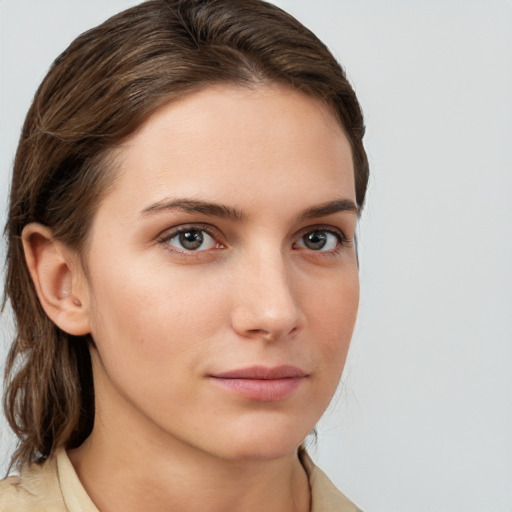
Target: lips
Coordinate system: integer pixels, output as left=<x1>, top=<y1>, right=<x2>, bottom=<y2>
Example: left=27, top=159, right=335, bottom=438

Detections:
left=210, top=365, right=307, bottom=401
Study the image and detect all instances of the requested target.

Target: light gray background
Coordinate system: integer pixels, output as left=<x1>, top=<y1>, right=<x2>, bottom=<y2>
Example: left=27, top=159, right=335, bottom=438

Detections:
left=1, top=1, right=511, bottom=511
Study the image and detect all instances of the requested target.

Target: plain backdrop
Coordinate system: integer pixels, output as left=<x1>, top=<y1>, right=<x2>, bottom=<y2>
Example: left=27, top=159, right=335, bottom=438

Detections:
left=1, top=1, right=511, bottom=511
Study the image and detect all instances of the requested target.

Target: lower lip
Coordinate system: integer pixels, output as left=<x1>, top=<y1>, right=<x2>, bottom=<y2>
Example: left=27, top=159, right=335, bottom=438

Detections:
left=211, top=377, right=304, bottom=401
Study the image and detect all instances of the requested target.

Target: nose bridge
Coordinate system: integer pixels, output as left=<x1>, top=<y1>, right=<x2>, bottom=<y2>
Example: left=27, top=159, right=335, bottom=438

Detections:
left=231, top=243, right=301, bottom=340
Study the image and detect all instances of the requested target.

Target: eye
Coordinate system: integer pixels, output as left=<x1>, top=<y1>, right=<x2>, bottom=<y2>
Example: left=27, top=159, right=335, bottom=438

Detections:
left=296, top=229, right=342, bottom=251
left=165, top=228, right=219, bottom=252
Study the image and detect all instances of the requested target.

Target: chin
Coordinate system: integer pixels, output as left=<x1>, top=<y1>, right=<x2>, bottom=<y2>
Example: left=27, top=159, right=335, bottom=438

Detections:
left=220, top=441, right=302, bottom=462
left=205, top=421, right=311, bottom=462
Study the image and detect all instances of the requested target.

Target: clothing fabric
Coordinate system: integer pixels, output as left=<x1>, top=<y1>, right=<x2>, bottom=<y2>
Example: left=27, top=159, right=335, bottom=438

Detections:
left=0, top=449, right=361, bottom=511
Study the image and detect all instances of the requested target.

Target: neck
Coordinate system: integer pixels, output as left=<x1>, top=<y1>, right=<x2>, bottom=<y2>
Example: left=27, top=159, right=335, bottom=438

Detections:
left=69, top=431, right=310, bottom=512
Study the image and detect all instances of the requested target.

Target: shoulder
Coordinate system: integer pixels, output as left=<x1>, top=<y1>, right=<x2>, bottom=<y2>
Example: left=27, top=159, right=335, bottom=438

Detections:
left=300, top=449, right=363, bottom=512
left=0, top=456, right=66, bottom=512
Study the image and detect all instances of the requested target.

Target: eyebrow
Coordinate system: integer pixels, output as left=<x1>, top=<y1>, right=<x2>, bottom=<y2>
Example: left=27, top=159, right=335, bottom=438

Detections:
left=140, top=197, right=358, bottom=221
left=141, top=198, right=246, bottom=221
left=297, top=198, right=359, bottom=220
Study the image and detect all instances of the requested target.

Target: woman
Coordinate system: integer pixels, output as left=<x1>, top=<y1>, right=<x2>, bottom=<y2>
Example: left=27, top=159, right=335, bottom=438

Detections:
left=0, top=0, right=369, bottom=510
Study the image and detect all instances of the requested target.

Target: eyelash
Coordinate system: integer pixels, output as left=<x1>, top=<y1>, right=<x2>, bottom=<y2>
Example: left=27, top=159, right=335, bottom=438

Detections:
left=156, top=224, right=350, bottom=256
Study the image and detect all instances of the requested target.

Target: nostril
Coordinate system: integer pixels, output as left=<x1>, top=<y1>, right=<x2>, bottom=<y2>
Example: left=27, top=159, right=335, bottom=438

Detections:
left=247, top=328, right=265, bottom=335
left=244, top=325, right=299, bottom=341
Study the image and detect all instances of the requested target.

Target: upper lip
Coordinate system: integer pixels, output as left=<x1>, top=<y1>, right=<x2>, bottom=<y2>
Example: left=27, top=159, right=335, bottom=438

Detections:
left=211, top=365, right=307, bottom=380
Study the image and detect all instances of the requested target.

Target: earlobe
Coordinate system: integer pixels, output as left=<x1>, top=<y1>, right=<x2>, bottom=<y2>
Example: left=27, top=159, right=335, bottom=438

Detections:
left=22, top=223, right=91, bottom=336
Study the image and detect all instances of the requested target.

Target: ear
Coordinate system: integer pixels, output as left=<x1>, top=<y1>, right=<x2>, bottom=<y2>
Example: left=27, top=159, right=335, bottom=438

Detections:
left=22, top=223, right=91, bottom=336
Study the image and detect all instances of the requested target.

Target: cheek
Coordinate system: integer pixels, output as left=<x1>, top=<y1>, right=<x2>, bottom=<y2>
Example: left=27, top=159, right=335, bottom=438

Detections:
left=86, top=261, right=229, bottom=369
left=307, top=268, right=359, bottom=367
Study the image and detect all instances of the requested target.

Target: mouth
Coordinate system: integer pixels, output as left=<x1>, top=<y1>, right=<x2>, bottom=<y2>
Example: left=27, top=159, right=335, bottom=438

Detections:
left=209, top=365, right=307, bottom=402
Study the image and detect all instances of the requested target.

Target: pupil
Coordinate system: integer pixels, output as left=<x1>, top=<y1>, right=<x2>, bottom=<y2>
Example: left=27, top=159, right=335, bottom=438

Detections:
left=305, top=231, right=327, bottom=250
left=179, top=230, right=203, bottom=250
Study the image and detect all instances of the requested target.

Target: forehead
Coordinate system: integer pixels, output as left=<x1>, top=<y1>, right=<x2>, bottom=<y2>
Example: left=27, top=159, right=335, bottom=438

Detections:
left=101, top=84, right=355, bottom=220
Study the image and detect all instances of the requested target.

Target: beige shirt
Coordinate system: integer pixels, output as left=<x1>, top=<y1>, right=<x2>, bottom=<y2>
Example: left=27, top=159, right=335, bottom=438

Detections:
left=0, top=449, right=361, bottom=511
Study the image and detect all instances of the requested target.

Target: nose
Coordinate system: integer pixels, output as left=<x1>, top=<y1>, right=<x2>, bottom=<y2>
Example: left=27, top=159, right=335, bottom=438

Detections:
left=230, top=250, right=304, bottom=342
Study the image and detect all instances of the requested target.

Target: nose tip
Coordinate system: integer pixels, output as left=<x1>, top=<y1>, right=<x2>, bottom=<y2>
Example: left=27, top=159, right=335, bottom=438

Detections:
left=230, top=263, right=303, bottom=341
left=232, top=307, right=300, bottom=341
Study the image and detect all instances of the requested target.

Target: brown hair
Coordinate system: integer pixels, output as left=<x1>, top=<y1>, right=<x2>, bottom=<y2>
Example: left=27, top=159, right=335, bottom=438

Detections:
left=3, top=0, right=369, bottom=470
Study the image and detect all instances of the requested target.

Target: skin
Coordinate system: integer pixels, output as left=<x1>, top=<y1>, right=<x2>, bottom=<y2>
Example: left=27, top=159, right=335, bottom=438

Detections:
left=25, top=84, right=359, bottom=512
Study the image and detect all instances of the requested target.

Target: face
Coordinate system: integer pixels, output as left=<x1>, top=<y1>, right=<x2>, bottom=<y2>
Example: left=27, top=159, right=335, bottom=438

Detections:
left=80, top=84, right=359, bottom=461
